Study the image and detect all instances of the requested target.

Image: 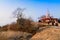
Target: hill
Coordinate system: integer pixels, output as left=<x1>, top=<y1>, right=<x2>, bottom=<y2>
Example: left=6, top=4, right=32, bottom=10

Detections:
left=30, top=27, right=60, bottom=40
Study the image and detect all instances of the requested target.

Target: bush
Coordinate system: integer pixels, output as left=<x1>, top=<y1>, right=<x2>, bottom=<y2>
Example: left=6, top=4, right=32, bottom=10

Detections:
left=17, top=18, right=39, bottom=34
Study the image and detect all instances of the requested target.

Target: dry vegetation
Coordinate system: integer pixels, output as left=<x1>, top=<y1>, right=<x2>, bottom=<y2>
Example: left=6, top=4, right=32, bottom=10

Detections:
left=0, top=16, right=39, bottom=40
left=0, top=31, right=32, bottom=40
left=30, top=27, right=60, bottom=40
left=0, top=17, right=60, bottom=40
left=0, top=8, right=60, bottom=40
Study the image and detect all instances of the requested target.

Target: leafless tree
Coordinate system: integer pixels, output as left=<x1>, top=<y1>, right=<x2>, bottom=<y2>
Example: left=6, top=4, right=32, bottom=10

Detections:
left=13, top=8, right=25, bottom=19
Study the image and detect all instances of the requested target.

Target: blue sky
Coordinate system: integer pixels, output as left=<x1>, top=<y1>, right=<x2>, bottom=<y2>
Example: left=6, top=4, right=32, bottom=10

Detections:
left=0, top=0, right=60, bottom=26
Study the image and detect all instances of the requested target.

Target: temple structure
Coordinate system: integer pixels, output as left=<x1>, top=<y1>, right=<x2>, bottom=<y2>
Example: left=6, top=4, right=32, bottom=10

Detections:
left=39, top=10, right=58, bottom=26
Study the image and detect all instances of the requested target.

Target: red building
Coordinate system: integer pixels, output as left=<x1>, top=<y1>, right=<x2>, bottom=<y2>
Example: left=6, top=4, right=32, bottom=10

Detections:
left=38, top=11, right=58, bottom=26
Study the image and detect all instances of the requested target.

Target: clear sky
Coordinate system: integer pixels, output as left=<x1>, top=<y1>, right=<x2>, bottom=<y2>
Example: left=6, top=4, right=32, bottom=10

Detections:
left=0, top=0, right=60, bottom=26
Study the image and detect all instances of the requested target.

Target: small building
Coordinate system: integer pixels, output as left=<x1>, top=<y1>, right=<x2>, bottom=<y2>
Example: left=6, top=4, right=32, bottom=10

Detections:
left=38, top=10, right=58, bottom=26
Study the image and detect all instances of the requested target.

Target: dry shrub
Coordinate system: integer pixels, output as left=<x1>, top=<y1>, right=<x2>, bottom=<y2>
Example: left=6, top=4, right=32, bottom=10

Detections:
left=17, top=18, right=39, bottom=34
left=1, top=24, right=8, bottom=31
left=0, top=23, right=18, bottom=31
left=0, top=17, right=39, bottom=34
left=8, top=23, right=19, bottom=31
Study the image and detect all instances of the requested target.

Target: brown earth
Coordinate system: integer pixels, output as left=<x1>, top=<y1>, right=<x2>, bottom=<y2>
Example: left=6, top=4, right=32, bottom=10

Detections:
left=30, top=27, right=60, bottom=40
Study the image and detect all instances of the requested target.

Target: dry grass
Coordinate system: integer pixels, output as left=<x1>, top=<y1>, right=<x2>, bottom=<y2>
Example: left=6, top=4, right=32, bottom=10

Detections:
left=30, top=27, right=60, bottom=40
left=0, top=31, right=32, bottom=40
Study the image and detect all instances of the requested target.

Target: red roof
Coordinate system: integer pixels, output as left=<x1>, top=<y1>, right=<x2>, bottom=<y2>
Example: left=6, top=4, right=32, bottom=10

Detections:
left=41, top=18, right=57, bottom=20
left=41, top=18, right=51, bottom=20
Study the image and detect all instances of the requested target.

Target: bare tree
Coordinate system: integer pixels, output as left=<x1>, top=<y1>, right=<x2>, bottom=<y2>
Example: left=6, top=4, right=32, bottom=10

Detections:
left=13, top=8, right=25, bottom=19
